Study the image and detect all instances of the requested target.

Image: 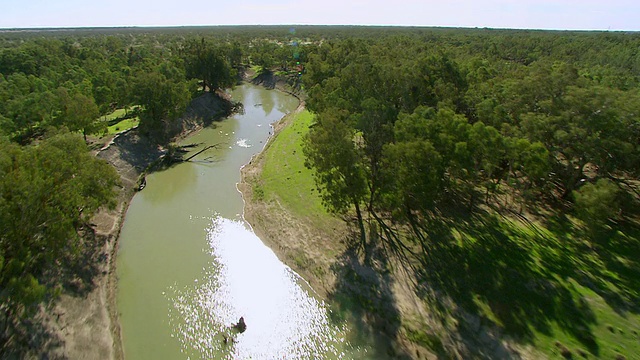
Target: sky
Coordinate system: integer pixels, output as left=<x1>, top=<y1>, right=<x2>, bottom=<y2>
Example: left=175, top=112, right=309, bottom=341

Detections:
left=1, top=0, right=639, bottom=31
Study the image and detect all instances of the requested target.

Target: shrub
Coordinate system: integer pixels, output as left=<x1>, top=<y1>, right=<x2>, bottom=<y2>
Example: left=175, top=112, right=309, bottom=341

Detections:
left=573, top=178, right=620, bottom=229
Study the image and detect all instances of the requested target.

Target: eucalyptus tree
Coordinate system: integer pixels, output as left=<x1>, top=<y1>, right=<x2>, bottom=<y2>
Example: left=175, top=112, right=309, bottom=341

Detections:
left=56, top=89, right=103, bottom=141
left=182, top=38, right=236, bottom=93
left=133, top=69, right=192, bottom=142
left=0, top=132, right=118, bottom=321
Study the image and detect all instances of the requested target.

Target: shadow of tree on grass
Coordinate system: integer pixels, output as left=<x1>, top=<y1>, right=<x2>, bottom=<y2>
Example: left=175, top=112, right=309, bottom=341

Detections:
left=328, top=239, right=413, bottom=359
left=573, top=220, right=640, bottom=316
left=415, top=213, right=601, bottom=356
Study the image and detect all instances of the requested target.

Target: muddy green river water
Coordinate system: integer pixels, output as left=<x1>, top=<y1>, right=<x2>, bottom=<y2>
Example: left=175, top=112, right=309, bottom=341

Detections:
left=116, top=84, right=372, bottom=359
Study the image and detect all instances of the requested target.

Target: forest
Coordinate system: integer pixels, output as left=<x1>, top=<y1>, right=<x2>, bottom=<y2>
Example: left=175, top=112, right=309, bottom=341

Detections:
left=1, top=26, right=639, bottom=358
left=302, top=29, right=640, bottom=270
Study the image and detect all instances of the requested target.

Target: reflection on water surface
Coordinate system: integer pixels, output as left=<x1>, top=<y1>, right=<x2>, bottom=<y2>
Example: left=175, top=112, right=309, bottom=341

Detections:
left=169, top=216, right=357, bottom=359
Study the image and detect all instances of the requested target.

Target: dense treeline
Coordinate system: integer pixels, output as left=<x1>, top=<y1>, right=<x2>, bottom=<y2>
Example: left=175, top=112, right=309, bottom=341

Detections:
left=302, top=32, right=640, bottom=255
left=0, top=34, right=241, bottom=142
left=299, top=29, right=640, bottom=357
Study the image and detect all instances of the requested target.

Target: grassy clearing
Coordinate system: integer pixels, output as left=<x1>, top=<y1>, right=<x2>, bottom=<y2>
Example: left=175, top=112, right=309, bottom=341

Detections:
left=102, top=107, right=140, bottom=135
left=250, top=65, right=265, bottom=78
left=259, top=109, right=333, bottom=228
left=107, top=118, right=139, bottom=135
left=537, top=282, right=640, bottom=359
left=103, top=108, right=127, bottom=121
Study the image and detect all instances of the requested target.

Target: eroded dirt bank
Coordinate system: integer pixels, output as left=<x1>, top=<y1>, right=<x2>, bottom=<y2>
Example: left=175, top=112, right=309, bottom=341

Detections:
left=11, top=92, right=232, bottom=360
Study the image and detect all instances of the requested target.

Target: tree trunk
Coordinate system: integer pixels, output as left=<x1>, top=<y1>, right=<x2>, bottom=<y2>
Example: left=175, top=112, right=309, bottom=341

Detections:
left=354, top=200, right=369, bottom=265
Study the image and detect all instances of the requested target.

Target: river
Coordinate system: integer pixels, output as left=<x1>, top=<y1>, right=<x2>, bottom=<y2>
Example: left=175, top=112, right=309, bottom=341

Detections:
left=116, top=84, right=371, bottom=359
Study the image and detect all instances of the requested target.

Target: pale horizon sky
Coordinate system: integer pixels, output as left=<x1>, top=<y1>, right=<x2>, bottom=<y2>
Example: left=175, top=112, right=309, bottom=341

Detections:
left=2, top=0, right=639, bottom=31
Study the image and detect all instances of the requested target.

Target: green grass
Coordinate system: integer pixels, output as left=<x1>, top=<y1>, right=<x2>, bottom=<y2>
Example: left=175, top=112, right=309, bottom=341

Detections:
left=259, top=109, right=333, bottom=228
left=107, top=118, right=139, bottom=135
left=250, top=65, right=266, bottom=78
left=103, top=107, right=140, bottom=135
left=530, top=225, right=639, bottom=360
left=104, top=108, right=128, bottom=121
left=403, top=326, right=446, bottom=355
left=424, top=214, right=640, bottom=359
left=533, top=281, right=640, bottom=359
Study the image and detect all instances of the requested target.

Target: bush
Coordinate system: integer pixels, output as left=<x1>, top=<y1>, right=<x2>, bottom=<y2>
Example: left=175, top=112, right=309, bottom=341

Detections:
left=573, top=179, right=620, bottom=229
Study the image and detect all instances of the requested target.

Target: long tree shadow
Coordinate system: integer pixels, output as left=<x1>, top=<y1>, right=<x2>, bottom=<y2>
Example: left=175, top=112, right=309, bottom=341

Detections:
left=416, top=213, right=600, bottom=356
left=328, top=239, right=413, bottom=359
left=548, top=215, right=640, bottom=316
left=0, top=311, right=65, bottom=360
left=1, top=224, right=104, bottom=358
left=56, top=224, right=107, bottom=297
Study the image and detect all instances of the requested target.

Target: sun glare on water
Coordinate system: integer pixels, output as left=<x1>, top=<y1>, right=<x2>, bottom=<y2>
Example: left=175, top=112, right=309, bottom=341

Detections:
left=168, top=216, right=355, bottom=359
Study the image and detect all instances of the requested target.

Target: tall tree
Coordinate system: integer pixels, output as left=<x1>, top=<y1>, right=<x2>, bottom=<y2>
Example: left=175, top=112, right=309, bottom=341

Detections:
left=183, top=39, right=235, bottom=92
left=57, top=89, right=103, bottom=141
left=0, top=132, right=118, bottom=318
left=133, top=70, right=191, bottom=142
left=303, top=110, right=369, bottom=251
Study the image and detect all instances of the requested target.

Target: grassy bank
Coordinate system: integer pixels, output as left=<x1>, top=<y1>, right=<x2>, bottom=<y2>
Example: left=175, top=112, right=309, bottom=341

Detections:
left=258, top=110, right=330, bottom=227
left=246, top=107, right=433, bottom=357
left=247, top=107, right=640, bottom=359
left=242, top=107, right=347, bottom=280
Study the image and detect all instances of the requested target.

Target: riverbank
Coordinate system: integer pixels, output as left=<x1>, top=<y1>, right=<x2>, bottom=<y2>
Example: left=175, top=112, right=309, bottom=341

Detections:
left=236, top=83, right=640, bottom=359
left=237, top=105, right=442, bottom=358
left=115, top=83, right=319, bottom=359
left=236, top=85, right=547, bottom=359
left=237, top=71, right=342, bottom=299
left=22, top=131, right=160, bottom=359
left=18, top=91, right=234, bottom=360
left=238, top=104, right=336, bottom=297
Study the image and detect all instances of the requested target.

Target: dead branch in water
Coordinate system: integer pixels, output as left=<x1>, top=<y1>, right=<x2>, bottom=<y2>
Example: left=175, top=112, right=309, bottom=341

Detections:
left=184, top=143, right=220, bottom=162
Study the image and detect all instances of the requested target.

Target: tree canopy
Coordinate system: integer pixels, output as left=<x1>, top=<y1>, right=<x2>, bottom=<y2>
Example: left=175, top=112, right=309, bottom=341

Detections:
left=301, top=29, right=640, bottom=255
left=1, top=25, right=639, bottom=358
left=0, top=132, right=119, bottom=316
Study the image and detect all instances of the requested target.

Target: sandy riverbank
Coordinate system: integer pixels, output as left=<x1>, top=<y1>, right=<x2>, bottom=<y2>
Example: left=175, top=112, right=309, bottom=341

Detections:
left=42, top=131, right=165, bottom=360
left=237, top=72, right=339, bottom=298
left=237, top=102, right=339, bottom=299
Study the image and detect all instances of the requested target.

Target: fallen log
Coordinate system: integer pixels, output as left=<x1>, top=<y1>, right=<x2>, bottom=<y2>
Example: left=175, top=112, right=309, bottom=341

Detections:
left=184, top=144, right=220, bottom=162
